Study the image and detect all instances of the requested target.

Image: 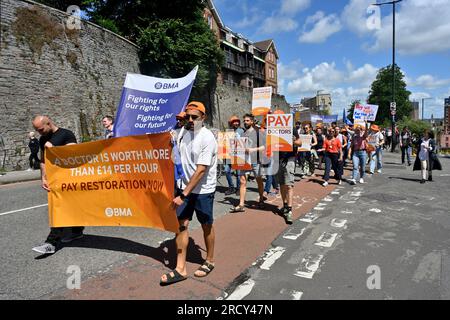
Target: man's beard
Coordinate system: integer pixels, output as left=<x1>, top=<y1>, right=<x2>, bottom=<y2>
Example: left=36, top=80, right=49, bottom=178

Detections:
left=244, top=123, right=251, bottom=130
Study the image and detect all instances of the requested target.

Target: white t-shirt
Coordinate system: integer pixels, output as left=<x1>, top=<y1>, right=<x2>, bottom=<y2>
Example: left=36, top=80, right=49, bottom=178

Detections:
left=368, top=132, right=384, bottom=147
left=178, top=127, right=218, bottom=194
left=419, top=139, right=430, bottom=161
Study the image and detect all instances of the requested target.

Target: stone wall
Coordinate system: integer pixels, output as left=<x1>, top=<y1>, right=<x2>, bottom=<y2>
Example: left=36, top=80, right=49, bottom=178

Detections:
left=210, top=82, right=290, bottom=130
left=0, top=0, right=140, bottom=170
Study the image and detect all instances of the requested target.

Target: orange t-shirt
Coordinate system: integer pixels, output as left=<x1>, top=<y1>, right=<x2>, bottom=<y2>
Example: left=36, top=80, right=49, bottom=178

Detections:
left=324, top=138, right=342, bottom=153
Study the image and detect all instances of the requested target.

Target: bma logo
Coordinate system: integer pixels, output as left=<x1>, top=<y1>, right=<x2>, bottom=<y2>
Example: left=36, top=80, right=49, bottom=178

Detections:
left=155, top=82, right=179, bottom=90
left=105, top=207, right=133, bottom=217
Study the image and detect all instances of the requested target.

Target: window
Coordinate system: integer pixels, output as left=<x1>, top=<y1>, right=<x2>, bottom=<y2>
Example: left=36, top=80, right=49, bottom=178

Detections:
left=207, top=15, right=213, bottom=29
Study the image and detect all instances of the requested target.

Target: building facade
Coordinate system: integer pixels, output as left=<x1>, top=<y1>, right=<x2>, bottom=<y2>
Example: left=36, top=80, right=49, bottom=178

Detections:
left=410, top=101, right=419, bottom=120
left=301, top=93, right=332, bottom=115
left=204, top=0, right=278, bottom=92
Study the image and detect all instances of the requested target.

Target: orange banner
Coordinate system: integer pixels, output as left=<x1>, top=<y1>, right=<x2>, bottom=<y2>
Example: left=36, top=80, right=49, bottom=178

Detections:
left=266, top=114, right=293, bottom=153
left=45, top=133, right=179, bottom=233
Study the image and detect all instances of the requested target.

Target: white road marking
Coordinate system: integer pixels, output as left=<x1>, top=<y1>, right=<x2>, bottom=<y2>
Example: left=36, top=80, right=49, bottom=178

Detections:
left=313, top=206, right=325, bottom=211
left=315, top=232, right=339, bottom=247
left=331, top=191, right=340, bottom=195
left=300, top=213, right=319, bottom=223
left=294, top=255, right=324, bottom=279
left=279, top=288, right=303, bottom=300
left=291, top=291, right=303, bottom=300
left=386, top=207, right=405, bottom=212
left=317, top=203, right=327, bottom=206
left=331, top=219, right=347, bottom=228
left=0, top=204, right=48, bottom=216
left=341, top=210, right=353, bottom=214
left=226, top=279, right=256, bottom=300
left=439, top=174, right=450, bottom=177
left=369, top=208, right=382, bottom=213
left=260, top=247, right=286, bottom=270
left=350, top=192, right=362, bottom=197
left=346, top=201, right=356, bottom=204
left=323, top=196, right=333, bottom=202
left=283, top=228, right=305, bottom=240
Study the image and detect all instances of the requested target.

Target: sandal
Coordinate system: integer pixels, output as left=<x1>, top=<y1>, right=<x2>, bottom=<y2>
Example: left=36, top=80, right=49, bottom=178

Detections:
left=160, top=269, right=187, bottom=286
left=194, top=261, right=215, bottom=277
left=229, top=205, right=245, bottom=213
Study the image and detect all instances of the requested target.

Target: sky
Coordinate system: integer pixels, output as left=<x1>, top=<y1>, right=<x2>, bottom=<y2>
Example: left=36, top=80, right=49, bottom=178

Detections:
left=213, top=0, right=450, bottom=119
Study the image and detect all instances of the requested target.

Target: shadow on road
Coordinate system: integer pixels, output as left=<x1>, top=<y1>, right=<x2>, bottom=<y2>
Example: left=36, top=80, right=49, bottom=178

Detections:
left=388, top=176, right=422, bottom=182
left=42, top=235, right=205, bottom=269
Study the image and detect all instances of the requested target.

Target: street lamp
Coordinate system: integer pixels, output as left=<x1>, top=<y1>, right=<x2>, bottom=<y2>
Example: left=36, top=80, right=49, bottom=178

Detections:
left=373, top=0, right=402, bottom=152
left=422, top=97, right=432, bottom=120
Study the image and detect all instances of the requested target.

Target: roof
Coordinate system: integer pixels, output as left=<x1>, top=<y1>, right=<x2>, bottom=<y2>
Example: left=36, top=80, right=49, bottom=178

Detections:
left=253, top=39, right=279, bottom=59
left=206, top=0, right=224, bottom=28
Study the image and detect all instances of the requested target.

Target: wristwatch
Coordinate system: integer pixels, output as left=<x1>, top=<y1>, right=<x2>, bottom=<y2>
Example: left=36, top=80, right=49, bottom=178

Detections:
left=179, top=192, right=187, bottom=200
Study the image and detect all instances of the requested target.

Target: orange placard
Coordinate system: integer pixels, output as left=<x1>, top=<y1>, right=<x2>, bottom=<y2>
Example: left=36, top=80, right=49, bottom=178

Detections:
left=266, top=114, right=293, bottom=153
left=45, top=133, right=179, bottom=233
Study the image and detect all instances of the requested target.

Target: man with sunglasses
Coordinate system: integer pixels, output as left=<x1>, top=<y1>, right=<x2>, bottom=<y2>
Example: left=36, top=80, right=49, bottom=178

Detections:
left=31, top=115, right=84, bottom=255
left=160, top=101, right=218, bottom=286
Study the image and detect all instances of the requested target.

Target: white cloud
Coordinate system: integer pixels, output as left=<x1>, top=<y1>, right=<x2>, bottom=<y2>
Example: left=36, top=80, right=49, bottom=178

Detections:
left=280, top=0, right=310, bottom=16
left=347, top=63, right=378, bottom=86
left=367, top=0, right=450, bottom=55
left=299, top=12, right=342, bottom=43
left=413, top=75, right=450, bottom=89
left=341, top=0, right=373, bottom=36
left=259, top=16, right=298, bottom=34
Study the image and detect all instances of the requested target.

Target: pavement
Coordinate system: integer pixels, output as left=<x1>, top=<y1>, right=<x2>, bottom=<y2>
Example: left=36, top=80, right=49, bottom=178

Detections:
left=0, top=169, right=40, bottom=185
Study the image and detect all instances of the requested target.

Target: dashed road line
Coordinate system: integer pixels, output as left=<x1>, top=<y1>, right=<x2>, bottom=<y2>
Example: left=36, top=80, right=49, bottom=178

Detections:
left=315, top=232, right=339, bottom=248
left=300, top=212, right=319, bottom=223
left=283, top=228, right=306, bottom=240
left=294, top=254, right=324, bottom=279
left=260, top=247, right=286, bottom=270
left=226, top=279, right=256, bottom=300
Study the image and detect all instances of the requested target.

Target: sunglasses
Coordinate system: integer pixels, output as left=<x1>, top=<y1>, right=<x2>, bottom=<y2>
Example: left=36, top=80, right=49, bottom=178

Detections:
left=184, top=114, right=200, bottom=121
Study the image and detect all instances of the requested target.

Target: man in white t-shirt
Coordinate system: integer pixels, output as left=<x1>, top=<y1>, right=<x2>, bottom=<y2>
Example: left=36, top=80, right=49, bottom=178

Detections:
left=160, top=101, right=218, bottom=286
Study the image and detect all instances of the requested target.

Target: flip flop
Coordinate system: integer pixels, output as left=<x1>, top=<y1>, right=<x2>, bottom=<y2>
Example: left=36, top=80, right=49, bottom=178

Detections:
left=160, top=269, right=187, bottom=286
left=194, top=261, right=215, bottom=277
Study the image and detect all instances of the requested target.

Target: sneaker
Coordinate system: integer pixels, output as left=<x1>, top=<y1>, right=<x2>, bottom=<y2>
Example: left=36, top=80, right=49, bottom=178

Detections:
left=359, top=178, right=365, bottom=184
left=284, top=210, right=293, bottom=224
left=322, top=181, right=329, bottom=187
left=61, top=232, right=84, bottom=243
left=26, top=168, right=33, bottom=171
left=377, top=169, right=382, bottom=173
left=420, top=179, right=426, bottom=184
left=349, top=179, right=356, bottom=185
left=338, top=180, right=342, bottom=185
left=32, top=243, right=55, bottom=254
left=225, top=188, right=235, bottom=196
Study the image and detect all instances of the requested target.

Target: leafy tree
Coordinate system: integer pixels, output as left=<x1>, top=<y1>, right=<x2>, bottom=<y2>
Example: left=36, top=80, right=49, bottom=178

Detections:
left=367, top=64, right=412, bottom=123
left=347, top=99, right=361, bottom=122
left=397, top=117, right=431, bottom=137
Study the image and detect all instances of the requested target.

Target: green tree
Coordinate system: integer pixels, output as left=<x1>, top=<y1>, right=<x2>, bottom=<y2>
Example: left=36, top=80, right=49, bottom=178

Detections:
left=397, top=118, right=431, bottom=137
left=347, top=99, right=361, bottom=123
left=368, top=64, right=412, bottom=123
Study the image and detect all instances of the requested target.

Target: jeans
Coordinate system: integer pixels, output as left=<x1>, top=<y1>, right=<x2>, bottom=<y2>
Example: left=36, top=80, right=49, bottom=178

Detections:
left=352, top=150, right=367, bottom=180
left=401, top=146, right=412, bottom=164
left=264, top=159, right=278, bottom=193
left=324, top=153, right=341, bottom=181
left=224, top=164, right=240, bottom=189
left=369, top=147, right=383, bottom=173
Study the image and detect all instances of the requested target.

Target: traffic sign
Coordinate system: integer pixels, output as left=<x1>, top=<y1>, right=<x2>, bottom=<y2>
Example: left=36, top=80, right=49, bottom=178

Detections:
left=390, top=102, right=396, bottom=111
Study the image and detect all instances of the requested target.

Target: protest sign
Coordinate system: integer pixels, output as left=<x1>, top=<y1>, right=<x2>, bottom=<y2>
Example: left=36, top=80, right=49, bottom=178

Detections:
left=252, top=86, right=272, bottom=116
left=323, top=115, right=338, bottom=124
left=217, top=130, right=235, bottom=161
left=354, top=103, right=378, bottom=122
left=45, top=133, right=179, bottom=233
left=266, top=114, right=293, bottom=152
left=230, top=137, right=251, bottom=170
left=298, top=135, right=312, bottom=151
left=113, top=66, right=198, bottom=137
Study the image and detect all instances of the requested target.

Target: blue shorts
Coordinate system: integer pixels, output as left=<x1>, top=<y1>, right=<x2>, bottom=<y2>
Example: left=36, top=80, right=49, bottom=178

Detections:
left=176, top=192, right=215, bottom=225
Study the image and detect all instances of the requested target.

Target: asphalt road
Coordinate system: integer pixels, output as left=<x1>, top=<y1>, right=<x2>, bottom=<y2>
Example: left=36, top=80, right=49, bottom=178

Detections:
left=0, top=172, right=257, bottom=299
left=221, top=151, right=450, bottom=300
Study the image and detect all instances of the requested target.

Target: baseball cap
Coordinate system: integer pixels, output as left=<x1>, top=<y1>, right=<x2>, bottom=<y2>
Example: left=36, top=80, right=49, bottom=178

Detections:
left=185, top=101, right=206, bottom=115
left=176, top=111, right=186, bottom=120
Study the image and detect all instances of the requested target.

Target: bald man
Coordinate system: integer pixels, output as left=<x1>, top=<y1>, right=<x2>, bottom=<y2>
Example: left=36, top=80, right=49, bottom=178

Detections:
left=31, top=115, right=84, bottom=255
